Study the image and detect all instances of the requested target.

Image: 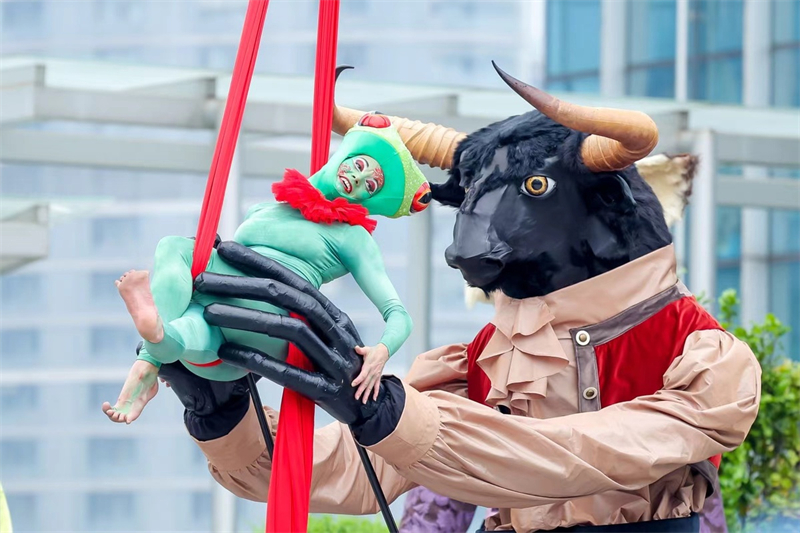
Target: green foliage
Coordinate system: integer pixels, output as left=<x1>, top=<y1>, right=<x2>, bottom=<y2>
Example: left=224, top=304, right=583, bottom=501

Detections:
left=717, top=289, right=800, bottom=533
left=307, top=515, right=388, bottom=533
left=253, top=515, right=388, bottom=533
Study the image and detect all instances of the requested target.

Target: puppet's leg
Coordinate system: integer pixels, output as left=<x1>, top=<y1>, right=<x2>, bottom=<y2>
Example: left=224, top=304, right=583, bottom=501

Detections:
left=118, top=236, right=198, bottom=363
left=107, top=303, right=226, bottom=422
left=146, top=303, right=225, bottom=365
left=104, top=358, right=160, bottom=424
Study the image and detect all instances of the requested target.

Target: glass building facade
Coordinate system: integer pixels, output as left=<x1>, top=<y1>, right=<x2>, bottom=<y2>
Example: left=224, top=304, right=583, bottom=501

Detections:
left=1, top=1, right=798, bottom=532
left=626, top=0, right=677, bottom=98
left=546, top=0, right=601, bottom=92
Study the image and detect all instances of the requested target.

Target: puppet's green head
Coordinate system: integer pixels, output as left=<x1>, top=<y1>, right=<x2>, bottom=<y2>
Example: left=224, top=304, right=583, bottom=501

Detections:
left=309, top=114, right=431, bottom=218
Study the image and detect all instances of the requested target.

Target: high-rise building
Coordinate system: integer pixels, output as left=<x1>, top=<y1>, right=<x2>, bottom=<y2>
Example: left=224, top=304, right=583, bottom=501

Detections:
left=1, top=1, right=797, bottom=532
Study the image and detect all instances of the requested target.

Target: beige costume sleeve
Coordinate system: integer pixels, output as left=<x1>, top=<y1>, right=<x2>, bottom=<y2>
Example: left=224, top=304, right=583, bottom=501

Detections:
left=367, top=330, right=761, bottom=509
left=193, top=343, right=470, bottom=514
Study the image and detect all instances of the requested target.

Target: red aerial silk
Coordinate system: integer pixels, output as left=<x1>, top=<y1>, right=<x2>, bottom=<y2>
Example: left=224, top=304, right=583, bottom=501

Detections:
left=190, top=0, right=270, bottom=280
left=190, top=1, right=340, bottom=530
left=310, top=0, right=341, bottom=175
left=266, top=315, right=316, bottom=532
left=267, top=3, right=340, bottom=531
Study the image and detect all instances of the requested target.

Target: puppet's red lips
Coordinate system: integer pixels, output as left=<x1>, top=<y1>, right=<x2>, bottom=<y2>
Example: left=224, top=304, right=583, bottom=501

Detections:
left=339, top=176, right=353, bottom=194
left=186, top=359, right=223, bottom=368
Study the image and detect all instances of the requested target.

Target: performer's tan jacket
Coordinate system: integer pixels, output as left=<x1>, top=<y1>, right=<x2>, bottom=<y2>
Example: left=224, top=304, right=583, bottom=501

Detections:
left=194, top=245, right=761, bottom=532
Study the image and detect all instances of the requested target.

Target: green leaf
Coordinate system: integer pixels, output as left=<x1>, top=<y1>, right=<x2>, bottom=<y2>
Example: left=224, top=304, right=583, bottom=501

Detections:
left=716, top=290, right=800, bottom=531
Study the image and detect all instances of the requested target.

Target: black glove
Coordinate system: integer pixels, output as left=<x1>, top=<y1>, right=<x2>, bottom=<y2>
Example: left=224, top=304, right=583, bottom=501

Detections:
left=194, top=242, right=404, bottom=443
left=137, top=342, right=252, bottom=441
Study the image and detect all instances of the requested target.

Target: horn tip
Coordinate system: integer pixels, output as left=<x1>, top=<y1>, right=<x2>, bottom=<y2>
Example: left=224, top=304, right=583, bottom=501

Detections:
left=491, top=60, right=512, bottom=83
left=335, top=65, right=354, bottom=80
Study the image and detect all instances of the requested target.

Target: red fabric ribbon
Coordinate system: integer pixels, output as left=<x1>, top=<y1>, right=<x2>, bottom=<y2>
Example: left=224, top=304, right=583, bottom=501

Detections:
left=266, top=315, right=316, bottom=532
left=267, top=2, right=340, bottom=532
left=191, top=0, right=270, bottom=280
left=189, top=1, right=340, bottom=530
left=310, top=0, right=341, bottom=175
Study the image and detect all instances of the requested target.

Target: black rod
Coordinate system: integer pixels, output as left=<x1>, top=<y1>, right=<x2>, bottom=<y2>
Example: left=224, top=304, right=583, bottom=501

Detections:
left=352, top=433, right=399, bottom=533
left=247, top=373, right=274, bottom=457
left=249, top=373, right=395, bottom=531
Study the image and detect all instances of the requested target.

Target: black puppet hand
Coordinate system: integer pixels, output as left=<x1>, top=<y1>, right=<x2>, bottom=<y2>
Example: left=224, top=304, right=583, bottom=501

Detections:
left=193, top=242, right=405, bottom=442
left=138, top=342, right=253, bottom=441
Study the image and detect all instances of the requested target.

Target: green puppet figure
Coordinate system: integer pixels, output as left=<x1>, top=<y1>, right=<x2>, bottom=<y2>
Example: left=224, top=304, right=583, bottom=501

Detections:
left=103, top=114, right=431, bottom=424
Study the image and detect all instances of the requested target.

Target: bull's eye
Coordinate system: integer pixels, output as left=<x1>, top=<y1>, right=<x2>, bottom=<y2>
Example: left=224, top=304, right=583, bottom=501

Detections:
left=521, top=176, right=556, bottom=198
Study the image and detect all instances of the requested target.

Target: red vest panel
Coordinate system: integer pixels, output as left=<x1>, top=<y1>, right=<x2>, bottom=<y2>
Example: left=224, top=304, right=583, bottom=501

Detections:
left=465, top=295, right=723, bottom=468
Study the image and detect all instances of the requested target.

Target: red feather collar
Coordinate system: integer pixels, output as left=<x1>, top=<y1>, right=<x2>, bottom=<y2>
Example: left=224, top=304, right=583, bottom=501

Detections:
left=272, top=169, right=377, bottom=233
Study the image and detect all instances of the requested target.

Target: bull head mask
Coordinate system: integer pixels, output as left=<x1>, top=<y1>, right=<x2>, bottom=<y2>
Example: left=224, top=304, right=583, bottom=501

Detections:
left=332, top=65, right=675, bottom=299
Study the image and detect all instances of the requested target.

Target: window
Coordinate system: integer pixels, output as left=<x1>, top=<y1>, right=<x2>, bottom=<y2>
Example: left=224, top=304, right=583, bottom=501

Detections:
left=0, top=385, right=40, bottom=421
left=1, top=0, right=43, bottom=36
left=337, top=44, right=367, bottom=69
left=190, top=491, right=213, bottom=527
left=546, top=0, right=601, bottom=93
left=5, top=494, right=37, bottom=532
left=88, top=383, right=123, bottom=413
left=90, top=326, right=139, bottom=358
left=626, top=0, right=676, bottom=98
left=769, top=209, right=800, bottom=358
left=715, top=206, right=742, bottom=301
left=91, top=272, right=124, bottom=308
left=772, top=0, right=800, bottom=107
left=341, top=0, right=368, bottom=15
left=86, top=492, right=137, bottom=532
left=688, top=0, right=744, bottom=103
left=91, top=217, right=140, bottom=255
left=191, top=442, right=208, bottom=466
left=0, top=440, right=38, bottom=477
left=0, top=328, right=40, bottom=367
left=1, top=273, right=42, bottom=312
left=87, top=438, right=138, bottom=476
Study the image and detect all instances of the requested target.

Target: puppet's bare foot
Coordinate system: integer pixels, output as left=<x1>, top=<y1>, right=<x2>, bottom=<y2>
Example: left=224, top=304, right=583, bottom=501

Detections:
left=103, top=360, right=159, bottom=424
left=116, top=270, right=163, bottom=343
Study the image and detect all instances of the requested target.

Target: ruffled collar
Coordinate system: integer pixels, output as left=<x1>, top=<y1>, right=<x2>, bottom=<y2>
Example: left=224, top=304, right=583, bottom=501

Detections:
left=474, top=245, right=679, bottom=413
left=477, top=292, right=569, bottom=413
left=272, top=169, right=378, bottom=233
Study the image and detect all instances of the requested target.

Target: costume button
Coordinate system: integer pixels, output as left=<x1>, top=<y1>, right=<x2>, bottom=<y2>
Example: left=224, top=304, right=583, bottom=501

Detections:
left=583, top=386, right=598, bottom=400
left=575, top=330, right=591, bottom=346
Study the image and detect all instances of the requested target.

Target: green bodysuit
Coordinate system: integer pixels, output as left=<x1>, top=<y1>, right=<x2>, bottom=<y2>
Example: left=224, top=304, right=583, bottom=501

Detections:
left=137, top=115, right=431, bottom=381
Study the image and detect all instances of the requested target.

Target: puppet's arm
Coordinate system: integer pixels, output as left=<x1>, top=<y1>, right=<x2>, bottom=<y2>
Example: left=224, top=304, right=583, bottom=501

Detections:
left=338, top=230, right=412, bottom=357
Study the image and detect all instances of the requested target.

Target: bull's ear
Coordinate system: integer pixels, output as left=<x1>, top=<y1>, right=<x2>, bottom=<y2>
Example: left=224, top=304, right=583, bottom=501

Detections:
left=585, top=174, right=637, bottom=215
left=635, top=153, right=697, bottom=226
left=431, top=179, right=466, bottom=207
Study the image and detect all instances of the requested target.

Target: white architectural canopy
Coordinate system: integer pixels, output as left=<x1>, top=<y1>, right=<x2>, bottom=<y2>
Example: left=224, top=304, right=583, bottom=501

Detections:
left=2, top=56, right=799, bottom=293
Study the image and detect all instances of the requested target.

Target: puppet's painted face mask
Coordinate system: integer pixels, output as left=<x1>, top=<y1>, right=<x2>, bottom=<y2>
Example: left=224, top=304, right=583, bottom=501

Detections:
left=336, top=155, right=385, bottom=201
left=312, top=113, right=431, bottom=218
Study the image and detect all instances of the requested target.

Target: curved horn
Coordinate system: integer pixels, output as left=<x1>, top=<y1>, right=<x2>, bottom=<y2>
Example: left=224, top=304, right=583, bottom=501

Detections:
left=331, top=66, right=467, bottom=169
left=492, top=61, right=658, bottom=172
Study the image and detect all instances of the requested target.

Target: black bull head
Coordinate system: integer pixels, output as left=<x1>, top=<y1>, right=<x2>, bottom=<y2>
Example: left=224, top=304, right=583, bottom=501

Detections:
left=332, top=64, right=675, bottom=300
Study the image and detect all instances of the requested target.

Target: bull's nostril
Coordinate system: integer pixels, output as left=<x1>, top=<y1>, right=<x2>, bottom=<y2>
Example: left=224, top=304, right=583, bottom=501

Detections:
left=482, top=258, right=505, bottom=271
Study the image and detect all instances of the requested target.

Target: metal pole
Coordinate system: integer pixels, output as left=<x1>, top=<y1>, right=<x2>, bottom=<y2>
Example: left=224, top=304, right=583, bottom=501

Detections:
left=518, top=0, right=548, bottom=86
left=600, top=0, right=627, bottom=97
left=740, top=0, right=773, bottom=324
left=675, top=0, right=689, bottom=102
left=211, top=110, right=243, bottom=533
left=689, top=129, right=717, bottom=309
left=405, top=206, right=432, bottom=366
left=673, top=0, right=690, bottom=276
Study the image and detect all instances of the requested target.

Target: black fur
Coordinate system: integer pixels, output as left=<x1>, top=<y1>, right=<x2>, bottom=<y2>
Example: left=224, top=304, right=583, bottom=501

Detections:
left=436, top=110, right=673, bottom=299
